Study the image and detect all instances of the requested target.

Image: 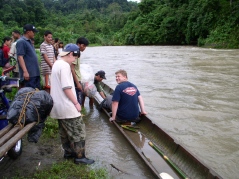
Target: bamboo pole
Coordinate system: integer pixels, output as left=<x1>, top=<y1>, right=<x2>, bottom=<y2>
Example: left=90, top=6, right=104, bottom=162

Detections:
left=121, top=125, right=138, bottom=132
left=0, top=123, right=13, bottom=138
left=0, top=126, right=20, bottom=147
left=0, top=122, right=36, bottom=158
left=148, top=141, right=189, bottom=179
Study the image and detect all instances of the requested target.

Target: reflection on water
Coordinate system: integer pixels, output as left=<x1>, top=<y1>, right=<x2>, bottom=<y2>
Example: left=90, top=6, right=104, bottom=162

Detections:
left=82, top=46, right=239, bottom=179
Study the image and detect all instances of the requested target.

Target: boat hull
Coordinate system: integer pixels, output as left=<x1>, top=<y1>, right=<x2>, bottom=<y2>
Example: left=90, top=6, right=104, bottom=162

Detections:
left=94, top=82, right=223, bottom=179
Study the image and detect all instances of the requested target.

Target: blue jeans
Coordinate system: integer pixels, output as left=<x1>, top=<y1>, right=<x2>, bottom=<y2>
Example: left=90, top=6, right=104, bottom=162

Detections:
left=21, top=76, right=41, bottom=89
left=75, top=81, right=83, bottom=105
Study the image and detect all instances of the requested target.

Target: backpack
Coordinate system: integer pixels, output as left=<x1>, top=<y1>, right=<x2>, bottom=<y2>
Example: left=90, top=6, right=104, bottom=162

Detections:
left=0, top=48, right=8, bottom=67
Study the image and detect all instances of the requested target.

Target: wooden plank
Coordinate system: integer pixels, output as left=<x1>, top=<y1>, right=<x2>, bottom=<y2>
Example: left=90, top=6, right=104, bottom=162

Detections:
left=0, top=126, right=20, bottom=147
left=0, top=122, right=36, bottom=158
left=0, top=123, right=13, bottom=138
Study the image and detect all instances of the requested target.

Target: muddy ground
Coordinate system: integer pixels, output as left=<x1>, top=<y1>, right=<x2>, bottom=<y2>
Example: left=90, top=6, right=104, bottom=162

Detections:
left=0, top=136, right=63, bottom=179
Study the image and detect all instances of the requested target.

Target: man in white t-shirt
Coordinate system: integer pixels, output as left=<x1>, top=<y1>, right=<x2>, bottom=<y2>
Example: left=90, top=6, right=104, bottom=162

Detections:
left=50, top=43, right=94, bottom=165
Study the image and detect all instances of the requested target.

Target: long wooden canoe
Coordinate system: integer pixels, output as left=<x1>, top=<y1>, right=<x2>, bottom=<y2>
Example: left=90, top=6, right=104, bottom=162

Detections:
left=94, top=82, right=223, bottom=179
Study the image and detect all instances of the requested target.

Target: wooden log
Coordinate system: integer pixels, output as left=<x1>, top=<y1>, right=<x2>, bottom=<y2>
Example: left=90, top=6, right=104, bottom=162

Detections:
left=0, top=123, right=13, bottom=138
left=0, top=126, right=20, bottom=147
left=0, top=122, right=36, bottom=158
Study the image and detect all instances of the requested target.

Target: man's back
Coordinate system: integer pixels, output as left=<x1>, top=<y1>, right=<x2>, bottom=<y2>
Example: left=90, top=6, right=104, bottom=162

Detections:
left=112, top=81, right=140, bottom=120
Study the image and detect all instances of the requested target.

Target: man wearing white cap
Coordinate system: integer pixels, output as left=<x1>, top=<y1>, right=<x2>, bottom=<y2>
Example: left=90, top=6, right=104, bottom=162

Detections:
left=50, top=43, right=94, bottom=165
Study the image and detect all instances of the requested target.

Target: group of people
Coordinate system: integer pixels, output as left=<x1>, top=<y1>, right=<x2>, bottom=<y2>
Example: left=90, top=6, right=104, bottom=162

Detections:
left=1, top=23, right=147, bottom=166
left=1, top=30, right=21, bottom=76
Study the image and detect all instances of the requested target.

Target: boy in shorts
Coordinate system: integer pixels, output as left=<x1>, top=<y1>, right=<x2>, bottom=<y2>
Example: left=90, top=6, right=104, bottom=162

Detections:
left=40, top=30, right=56, bottom=93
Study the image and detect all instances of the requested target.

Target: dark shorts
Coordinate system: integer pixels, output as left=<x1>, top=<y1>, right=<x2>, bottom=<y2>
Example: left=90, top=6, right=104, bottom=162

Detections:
left=21, top=76, right=41, bottom=89
left=75, top=81, right=83, bottom=105
left=116, top=116, right=141, bottom=123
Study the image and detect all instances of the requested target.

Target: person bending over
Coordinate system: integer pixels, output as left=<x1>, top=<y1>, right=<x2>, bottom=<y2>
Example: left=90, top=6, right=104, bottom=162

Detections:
left=82, top=70, right=107, bottom=108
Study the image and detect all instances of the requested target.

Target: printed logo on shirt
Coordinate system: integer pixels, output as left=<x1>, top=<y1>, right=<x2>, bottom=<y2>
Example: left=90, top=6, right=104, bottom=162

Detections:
left=123, top=87, right=137, bottom=96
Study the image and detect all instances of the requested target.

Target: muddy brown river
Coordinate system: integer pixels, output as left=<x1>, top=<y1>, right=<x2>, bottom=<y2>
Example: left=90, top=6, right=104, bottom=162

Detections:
left=0, top=46, right=238, bottom=179
left=82, top=46, right=239, bottom=179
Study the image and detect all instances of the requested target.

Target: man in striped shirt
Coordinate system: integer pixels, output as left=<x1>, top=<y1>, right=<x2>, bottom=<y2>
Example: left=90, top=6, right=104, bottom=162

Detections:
left=40, top=30, right=56, bottom=93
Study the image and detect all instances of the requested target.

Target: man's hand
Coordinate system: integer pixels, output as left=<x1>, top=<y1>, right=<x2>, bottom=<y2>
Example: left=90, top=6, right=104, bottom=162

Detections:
left=109, top=117, right=115, bottom=123
left=23, top=71, right=30, bottom=80
left=140, top=111, right=147, bottom=116
left=75, top=103, right=81, bottom=112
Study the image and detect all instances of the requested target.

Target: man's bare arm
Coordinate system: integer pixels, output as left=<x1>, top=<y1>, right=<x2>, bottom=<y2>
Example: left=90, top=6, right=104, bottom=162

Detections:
left=18, top=56, right=29, bottom=80
left=70, top=64, right=82, bottom=91
left=110, top=101, right=119, bottom=122
left=64, top=88, right=81, bottom=112
left=42, top=54, right=53, bottom=68
left=138, top=95, right=147, bottom=115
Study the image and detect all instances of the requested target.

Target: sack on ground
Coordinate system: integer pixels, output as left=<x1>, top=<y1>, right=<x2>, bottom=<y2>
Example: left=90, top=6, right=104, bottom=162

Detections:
left=7, top=87, right=53, bottom=125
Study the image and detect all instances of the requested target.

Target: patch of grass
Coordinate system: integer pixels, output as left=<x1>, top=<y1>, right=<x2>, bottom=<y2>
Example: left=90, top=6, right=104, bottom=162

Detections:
left=81, top=107, right=87, bottom=115
left=5, top=87, right=18, bottom=100
left=42, top=117, right=59, bottom=138
left=11, top=161, right=109, bottom=179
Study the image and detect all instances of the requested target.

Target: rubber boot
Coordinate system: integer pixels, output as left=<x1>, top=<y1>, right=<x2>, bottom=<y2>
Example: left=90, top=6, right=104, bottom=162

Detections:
left=74, top=141, right=94, bottom=165
left=62, top=142, right=75, bottom=159
left=64, top=150, right=76, bottom=159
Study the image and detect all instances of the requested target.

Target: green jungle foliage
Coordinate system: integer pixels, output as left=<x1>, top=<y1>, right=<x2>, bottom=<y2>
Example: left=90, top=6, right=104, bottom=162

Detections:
left=0, top=0, right=238, bottom=48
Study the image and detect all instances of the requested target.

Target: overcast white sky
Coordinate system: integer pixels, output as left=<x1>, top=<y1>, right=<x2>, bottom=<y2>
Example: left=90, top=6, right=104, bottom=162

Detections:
left=128, top=0, right=141, bottom=3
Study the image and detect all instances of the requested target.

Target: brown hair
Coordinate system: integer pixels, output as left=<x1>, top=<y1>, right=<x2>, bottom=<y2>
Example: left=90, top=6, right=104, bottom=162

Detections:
left=115, top=69, right=127, bottom=78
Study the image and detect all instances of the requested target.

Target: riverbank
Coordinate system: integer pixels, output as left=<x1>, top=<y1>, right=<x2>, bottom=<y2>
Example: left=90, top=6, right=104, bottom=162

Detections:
left=0, top=118, right=109, bottom=179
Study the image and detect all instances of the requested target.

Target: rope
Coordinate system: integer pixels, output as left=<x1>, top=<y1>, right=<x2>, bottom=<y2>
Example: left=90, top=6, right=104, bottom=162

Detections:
left=14, top=89, right=40, bottom=129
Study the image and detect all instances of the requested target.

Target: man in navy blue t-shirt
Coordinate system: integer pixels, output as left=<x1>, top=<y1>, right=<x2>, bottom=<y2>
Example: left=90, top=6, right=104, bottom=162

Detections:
left=16, top=24, right=40, bottom=89
left=110, top=69, right=147, bottom=123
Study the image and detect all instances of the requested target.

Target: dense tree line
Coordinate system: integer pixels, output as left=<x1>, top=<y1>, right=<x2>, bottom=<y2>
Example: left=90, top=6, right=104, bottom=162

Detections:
left=0, top=0, right=238, bottom=48
left=0, top=0, right=137, bottom=46
left=119, top=0, right=239, bottom=48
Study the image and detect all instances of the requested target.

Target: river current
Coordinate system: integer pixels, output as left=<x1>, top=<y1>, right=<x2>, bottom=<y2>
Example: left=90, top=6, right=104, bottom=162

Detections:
left=82, top=46, right=239, bottom=179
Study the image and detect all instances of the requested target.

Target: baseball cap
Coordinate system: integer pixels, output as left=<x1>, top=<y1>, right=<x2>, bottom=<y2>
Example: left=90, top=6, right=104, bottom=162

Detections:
left=23, top=24, right=38, bottom=32
left=96, top=70, right=106, bottom=79
left=59, top=43, right=80, bottom=57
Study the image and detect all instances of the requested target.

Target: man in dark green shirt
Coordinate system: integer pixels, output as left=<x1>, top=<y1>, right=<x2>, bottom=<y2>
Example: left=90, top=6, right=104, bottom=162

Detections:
left=94, top=70, right=106, bottom=99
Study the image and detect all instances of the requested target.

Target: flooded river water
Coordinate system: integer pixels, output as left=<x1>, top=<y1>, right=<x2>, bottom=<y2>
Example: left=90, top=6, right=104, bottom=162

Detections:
left=82, top=46, right=239, bottom=179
